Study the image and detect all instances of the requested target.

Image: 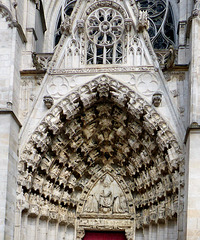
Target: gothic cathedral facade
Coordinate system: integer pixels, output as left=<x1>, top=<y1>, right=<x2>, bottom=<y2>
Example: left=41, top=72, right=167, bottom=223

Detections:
left=0, top=0, right=199, bottom=239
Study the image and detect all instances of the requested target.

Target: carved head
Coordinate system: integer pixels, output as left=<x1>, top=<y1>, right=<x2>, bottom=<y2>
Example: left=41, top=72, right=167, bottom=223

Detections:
left=152, top=93, right=162, bottom=107
left=43, top=96, right=54, bottom=109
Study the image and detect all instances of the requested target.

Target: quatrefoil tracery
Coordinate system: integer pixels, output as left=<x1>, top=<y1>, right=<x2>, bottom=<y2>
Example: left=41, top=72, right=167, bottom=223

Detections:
left=87, top=8, right=124, bottom=47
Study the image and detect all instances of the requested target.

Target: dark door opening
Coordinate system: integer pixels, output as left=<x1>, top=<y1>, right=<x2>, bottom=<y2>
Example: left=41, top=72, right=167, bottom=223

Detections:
left=83, top=231, right=126, bottom=240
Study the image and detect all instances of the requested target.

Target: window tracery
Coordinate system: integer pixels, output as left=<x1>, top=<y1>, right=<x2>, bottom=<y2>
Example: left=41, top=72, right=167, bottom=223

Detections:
left=86, top=7, right=124, bottom=65
left=136, top=0, right=176, bottom=49
left=54, top=0, right=77, bottom=47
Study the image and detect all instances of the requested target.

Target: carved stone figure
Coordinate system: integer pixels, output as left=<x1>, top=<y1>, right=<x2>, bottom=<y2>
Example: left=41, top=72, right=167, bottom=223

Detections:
left=138, top=10, right=149, bottom=31
left=43, top=96, right=54, bottom=109
left=84, top=194, right=98, bottom=213
left=152, top=93, right=162, bottom=107
left=99, top=187, right=113, bottom=213
left=16, top=75, right=182, bottom=238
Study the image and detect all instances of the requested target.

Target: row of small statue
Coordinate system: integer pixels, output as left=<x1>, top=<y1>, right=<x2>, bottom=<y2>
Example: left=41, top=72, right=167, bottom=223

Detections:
left=136, top=195, right=178, bottom=227
left=134, top=171, right=179, bottom=193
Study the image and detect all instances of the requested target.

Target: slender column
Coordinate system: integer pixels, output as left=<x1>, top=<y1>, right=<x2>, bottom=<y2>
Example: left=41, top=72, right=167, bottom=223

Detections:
left=186, top=2, right=200, bottom=239
left=186, top=128, right=200, bottom=239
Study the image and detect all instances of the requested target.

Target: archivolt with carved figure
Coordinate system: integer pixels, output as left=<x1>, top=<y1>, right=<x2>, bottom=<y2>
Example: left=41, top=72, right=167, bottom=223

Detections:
left=16, top=75, right=184, bottom=240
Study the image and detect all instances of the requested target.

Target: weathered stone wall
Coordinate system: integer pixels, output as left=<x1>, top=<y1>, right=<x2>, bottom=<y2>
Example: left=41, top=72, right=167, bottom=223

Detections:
left=1, top=0, right=200, bottom=239
left=0, top=2, right=24, bottom=239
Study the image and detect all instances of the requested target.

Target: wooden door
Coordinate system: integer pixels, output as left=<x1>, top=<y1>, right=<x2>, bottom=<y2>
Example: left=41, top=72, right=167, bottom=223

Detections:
left=83, top=231, right=126, bottom=240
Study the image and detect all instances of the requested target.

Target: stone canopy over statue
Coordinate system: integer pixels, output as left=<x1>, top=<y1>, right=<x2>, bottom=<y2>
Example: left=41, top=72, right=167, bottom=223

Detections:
left=84, top=174, right=129, bottom=214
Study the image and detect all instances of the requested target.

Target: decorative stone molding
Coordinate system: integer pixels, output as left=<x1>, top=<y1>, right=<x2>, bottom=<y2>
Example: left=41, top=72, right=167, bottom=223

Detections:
left=47, top=76, right=69, bottom=99
left=137, top=10, right=149, bottom=32
left=0, top=3, right=14, bottom=26
left=77, top=19, right=84, bottom=34
left=18, top=75, right=183, bottom=234
left=0, top=3, right=27, bottom=42
left=125, top=18, right=133, bottom=31
left=85, top=1, right=128, bottom=19
left=32, top=52, right=53, bottom=70
left=49, top=66, right=156, bottom=75
left=60, top=16, right=71, bottom=35
left=136, top=73, right=159, bottom=96
left=76, top=220, right=134, bottom=240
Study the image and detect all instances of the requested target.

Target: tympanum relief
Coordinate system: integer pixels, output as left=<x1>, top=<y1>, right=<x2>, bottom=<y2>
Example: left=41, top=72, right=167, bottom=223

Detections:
left=84, top=174, right=128, bottom=214
left=17, top=75, right=183, bottom=239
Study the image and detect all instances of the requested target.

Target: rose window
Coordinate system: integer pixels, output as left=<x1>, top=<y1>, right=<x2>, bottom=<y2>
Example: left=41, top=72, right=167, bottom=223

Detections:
left=86, top=8, right=124, bottom=64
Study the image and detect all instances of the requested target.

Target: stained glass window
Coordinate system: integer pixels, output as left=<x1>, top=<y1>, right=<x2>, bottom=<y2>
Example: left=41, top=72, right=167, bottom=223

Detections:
left=136, top=0, right=176, bottom=49
left=54, top=0, right=77, bottom=47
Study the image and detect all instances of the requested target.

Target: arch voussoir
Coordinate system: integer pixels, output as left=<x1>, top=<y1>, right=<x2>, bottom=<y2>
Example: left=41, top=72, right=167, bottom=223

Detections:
left=17, top=75, right=183, bottom=230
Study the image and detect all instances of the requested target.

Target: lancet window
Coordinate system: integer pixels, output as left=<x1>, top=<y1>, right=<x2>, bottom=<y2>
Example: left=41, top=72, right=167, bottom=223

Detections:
left=137, top=0, right=176, bottom=49
left=86, top=7, right=124, bottom=65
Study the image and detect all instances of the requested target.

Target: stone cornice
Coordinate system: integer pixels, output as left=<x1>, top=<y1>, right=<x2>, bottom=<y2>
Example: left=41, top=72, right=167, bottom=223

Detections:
left=49, top=66, right=156, bottom=75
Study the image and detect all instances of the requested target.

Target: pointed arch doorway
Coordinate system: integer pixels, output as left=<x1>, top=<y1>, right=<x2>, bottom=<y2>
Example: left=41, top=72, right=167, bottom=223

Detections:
left=16, top=76, right=182, bottom=240
left=83, top=231, right=126, bottom=240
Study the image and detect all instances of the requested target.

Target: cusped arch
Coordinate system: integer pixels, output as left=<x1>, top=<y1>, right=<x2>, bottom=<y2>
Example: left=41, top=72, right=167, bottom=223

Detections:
left=18, top=75, right=183, bottom=229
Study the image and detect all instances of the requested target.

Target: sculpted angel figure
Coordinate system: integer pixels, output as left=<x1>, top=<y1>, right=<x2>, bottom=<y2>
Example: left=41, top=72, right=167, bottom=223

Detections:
left=113, top=194, right=128, bottom=213
left=84, top=194, right=98, bottom=213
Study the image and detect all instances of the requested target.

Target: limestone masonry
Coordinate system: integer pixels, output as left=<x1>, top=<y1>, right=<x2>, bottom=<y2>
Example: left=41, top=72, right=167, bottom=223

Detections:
left=0, top=0, right=199, bottom=239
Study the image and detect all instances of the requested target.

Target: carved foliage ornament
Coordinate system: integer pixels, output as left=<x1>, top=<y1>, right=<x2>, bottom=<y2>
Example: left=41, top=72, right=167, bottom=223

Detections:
left=18, top=75, right=183, bottom=229
left=20, top=75, right=182, bottom=174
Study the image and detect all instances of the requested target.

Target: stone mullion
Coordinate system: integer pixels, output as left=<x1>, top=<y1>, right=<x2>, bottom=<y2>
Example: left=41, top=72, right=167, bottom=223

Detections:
left=103, top=46, right=106, bottom=64
left=94, top=44, right=97, bottom=64
left=113, top=43, right=117, bottom=64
